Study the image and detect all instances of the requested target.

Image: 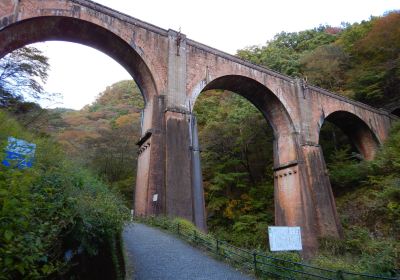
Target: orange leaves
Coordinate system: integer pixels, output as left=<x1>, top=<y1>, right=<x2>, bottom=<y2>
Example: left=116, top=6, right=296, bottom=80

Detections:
left=57, top=130, right=100, bottom=141
left=223, top=194, right=253, bottom=220
left=63, top=113, right=92, bottom=127
left=114, top=113, right=140, bottom=128
left=356, top=12, right=400, bottom=59
left=223, top=199, right=239, bottom=220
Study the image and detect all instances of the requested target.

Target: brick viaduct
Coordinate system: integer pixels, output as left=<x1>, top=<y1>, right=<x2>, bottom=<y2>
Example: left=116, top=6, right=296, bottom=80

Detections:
left=0, top=0, right=396, bottom=255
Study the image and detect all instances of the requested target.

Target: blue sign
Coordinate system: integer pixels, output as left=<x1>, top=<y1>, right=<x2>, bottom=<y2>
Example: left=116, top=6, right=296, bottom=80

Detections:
left=2, top=137, right=36, bottom=169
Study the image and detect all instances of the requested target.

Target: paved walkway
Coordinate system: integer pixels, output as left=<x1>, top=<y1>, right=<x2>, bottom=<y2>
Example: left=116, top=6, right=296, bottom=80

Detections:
left=123, top=223, right=252, bottom=280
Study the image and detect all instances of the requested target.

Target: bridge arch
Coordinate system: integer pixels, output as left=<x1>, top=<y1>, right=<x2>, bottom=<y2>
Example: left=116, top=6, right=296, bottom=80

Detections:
left=319, top=110, right=380, bottom=160
left=191, top=75, right=323, bottom=252
left=0, top=16, right=158, bottom=103
left=191, top=75, right=298, bottom=168
left=1, top=0, right=395, bottom=257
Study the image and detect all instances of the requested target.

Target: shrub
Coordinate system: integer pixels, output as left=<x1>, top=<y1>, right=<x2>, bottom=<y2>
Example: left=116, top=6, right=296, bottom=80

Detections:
left=0, top=110, right=129, bottom=279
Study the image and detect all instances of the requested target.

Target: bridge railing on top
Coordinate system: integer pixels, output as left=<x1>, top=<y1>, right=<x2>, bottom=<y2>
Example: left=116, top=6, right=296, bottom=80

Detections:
left=136, top=216, right=398, bottom=280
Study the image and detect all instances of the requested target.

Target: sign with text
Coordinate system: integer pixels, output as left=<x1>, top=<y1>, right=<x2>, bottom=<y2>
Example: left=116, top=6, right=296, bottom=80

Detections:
left=2, top=137, right=36, bottom=169
left=152, top=194, right=158, bottom=202
left=268, top=226, right=302, bottom=251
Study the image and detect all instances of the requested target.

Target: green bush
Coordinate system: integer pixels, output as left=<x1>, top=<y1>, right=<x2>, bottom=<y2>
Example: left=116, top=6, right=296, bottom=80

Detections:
left=314, top=122, right=400, bottom=275
left=0, top=111, right=129, bottom=279
left=315, top=232, right=398, bottom=275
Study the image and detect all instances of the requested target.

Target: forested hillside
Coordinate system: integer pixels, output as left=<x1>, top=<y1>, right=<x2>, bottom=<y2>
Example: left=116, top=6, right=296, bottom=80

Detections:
left=46, top=80, right=144, bottom=206
left=237, top=11, right=400, bottom=107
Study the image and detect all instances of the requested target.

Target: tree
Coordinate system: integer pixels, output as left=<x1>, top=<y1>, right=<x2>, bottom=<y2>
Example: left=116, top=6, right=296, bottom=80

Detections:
left=300, top=44, right=349, bottom=92
left=47, top=80, right=143, bottom=206
left=345, top=11, right=400, bottom=105
left=194, top=90, right=275, bottom=248
left=0, top=46, right=55, bottom=105
left=237, top=26, right=338, bottom=77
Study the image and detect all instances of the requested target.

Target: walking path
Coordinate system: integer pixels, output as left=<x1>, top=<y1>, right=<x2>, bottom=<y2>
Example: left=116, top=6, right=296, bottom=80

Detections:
left=123, top=223, right=253, bottom=280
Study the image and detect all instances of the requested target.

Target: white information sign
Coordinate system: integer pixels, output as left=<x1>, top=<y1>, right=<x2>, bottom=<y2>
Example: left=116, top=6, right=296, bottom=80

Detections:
left=152, top=194, right=158, bottom=202
left=268, top=226, right=302, bottom=251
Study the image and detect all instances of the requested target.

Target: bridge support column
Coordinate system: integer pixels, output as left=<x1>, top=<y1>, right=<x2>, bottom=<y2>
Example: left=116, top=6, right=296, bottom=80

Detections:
left=135, top=29, right=207, bottom=229
left=274, top=164, right=319, bottom=255
left=135, top=95, right=166, bottom=217
left=289, top=79, right=343, bottom=249
left=273, top=135, right=320, bottom=256
left=301, top=144, right=343, bottom=238
left=164, top=110, right=193, bottom=221
left=190, top=115, right=207, bottom=232
left=273, top=146, right=342, bottom=256
left=135, top=100, right=207, bottom=228
left=163, top=110, right=207, bottom=230
left=273, top=131, right=343, bottom=256
left=346, top=126, right=379, bottom=161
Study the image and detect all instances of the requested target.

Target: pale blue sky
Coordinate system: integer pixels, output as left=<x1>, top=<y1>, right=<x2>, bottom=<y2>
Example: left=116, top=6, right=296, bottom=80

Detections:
left=35, top=0, right=400, bottom=109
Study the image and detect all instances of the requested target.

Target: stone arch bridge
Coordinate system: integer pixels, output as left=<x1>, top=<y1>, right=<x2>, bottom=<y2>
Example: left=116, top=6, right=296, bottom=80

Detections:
left=0, top=0, right=396, bottom=255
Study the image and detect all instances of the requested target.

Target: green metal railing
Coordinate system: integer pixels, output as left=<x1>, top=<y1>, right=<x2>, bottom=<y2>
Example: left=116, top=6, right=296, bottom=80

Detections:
left=138, top=218, right=398, bottom=280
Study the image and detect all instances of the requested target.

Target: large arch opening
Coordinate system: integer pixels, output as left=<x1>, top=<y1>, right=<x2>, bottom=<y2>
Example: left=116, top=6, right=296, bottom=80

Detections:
left=192, top=75, right=297, bottom=249
left=318, top=110, right=380, bottom=196
left=320, top=111, right=380, bottom=161
left=318, top=111, right=380, bottom=201
left=0, top=16, right=153, bottom=278
left=0, top=15, right=158, bottom=205
left=0, top=16, right=157, bottom=103
left=201, top=76, right=295, bottom=144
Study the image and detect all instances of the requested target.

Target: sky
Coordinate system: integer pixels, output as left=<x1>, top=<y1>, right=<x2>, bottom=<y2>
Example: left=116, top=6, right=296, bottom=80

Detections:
left=33, top=0, right=400, bottom=110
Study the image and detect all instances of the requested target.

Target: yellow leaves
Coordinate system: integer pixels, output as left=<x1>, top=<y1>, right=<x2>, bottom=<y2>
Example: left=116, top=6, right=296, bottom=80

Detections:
left=220, top=193, right=257, bottom=220
left=63, top=113, right=91, bottom=127
left=241, top=196, right=253, bottom=213
left=87, top=111, right=106, bottom=120
left=223, top=198, right=253, bottom=219
left=223, top=199, right=239, bottom=219
left=57, top=130, right=100, bottom=142
left=57, top=130, right=101, bottom=155
left=114, top=113, right=139, bottom=128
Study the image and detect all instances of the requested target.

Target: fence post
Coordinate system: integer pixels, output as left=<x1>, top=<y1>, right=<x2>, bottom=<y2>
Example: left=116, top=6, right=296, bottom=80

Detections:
left=253, top=252, right=257, bottom=274
left=336, top=270, right=344, bottom=280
